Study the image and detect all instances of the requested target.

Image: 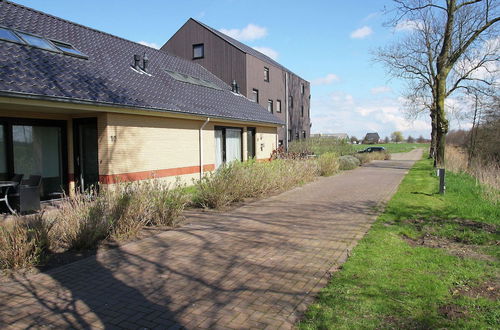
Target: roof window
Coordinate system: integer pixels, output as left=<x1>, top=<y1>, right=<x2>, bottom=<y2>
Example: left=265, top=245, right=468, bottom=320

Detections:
left=165, top=70, right=222, bottom=90
left=0, top=27, right=23, bottom=43
left=0, top=26, right=88, bottom=59
left=17, top=31, right=58, bottom=51
left=51, top=40, right=87, bottom=58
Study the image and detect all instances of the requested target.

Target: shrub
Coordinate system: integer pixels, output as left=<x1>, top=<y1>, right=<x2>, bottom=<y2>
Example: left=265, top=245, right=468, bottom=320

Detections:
left=339, top=155, right=360, bottom=170
left=0, top=216, right=50, bottom=270
left=317, top=152, right=339, bottom=176
left=50, top=190, right=111, bottom=250
left=289, top=137, right=355, bottom=156
left=353, top=151, right=389, bottom=164
left=195, top=159, right=318, bottom=209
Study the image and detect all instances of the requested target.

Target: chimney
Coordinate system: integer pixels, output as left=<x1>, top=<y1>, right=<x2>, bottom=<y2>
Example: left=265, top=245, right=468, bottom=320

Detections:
left=133, top=54, right=141, bottom=70
left=231, top=80, right=239, bottom=93
left=142, top=53, right=149, bottom=72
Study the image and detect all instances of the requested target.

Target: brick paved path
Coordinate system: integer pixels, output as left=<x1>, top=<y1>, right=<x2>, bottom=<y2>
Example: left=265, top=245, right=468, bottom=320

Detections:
left=0, top=150, right=422, bottom=329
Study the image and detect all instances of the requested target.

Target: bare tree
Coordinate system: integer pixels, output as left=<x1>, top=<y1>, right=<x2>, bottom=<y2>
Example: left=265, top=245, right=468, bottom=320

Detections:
left=377, top=0, right=499, bottom=167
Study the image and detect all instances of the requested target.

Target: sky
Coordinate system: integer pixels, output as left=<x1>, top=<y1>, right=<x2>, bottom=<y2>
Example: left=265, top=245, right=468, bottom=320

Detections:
left=12, top=0, right=471, bottom=140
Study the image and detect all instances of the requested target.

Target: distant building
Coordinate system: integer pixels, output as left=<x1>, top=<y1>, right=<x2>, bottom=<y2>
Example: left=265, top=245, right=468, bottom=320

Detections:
left=363, top=133, right=380, bottom=144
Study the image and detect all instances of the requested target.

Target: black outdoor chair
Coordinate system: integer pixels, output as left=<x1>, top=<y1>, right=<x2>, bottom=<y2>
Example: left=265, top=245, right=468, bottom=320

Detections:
left=9, top=175, right=42, bottom=213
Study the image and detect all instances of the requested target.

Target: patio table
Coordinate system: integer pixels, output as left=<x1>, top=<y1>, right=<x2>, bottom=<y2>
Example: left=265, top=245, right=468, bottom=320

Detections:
left=0, top=181, right=19, bottom=214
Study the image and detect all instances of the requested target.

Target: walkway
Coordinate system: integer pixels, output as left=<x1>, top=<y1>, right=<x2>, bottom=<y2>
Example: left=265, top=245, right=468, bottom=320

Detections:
left=0, top=149, right=423, bottom=329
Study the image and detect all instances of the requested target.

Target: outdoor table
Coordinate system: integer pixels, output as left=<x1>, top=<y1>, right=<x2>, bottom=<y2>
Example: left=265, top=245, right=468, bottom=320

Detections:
left=0, top=181, right=18, bottom=214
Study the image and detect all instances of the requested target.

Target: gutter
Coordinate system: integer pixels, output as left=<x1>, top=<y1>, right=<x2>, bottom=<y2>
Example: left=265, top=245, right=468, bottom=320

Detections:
left=285, top=72, right=289, bottom=151
left=199, top=117, right=210, bottom=179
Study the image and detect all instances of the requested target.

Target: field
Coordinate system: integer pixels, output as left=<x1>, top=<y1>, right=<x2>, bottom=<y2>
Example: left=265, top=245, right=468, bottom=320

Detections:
left=300, top=156, right=499, bottom=329
left=353, top=142, right=429, bottom=154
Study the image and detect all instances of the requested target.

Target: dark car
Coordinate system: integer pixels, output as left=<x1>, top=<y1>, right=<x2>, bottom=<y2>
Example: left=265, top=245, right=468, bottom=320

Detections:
left=358, top=146, right=386, bottom=153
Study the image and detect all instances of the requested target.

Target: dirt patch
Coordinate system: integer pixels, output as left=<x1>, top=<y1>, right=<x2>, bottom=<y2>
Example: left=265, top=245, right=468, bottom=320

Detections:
left=403, top=233, right=496, bottom=262
left=404, top=218, right=497, bottom=234
left=438, top=304, right=468, bottom=320
left=453, top=278, right=500, bottom=301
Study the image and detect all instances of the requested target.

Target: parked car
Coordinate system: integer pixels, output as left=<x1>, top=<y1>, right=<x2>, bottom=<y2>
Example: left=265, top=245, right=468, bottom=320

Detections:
left=358, top=146, right=386, bottom=153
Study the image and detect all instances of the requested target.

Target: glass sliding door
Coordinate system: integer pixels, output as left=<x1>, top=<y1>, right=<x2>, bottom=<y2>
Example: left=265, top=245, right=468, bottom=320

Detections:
left=214, top=129, right=223, bottom=169
left=214, top=127, right=242, bottom=168
left=225, top=129, right=242, bottom=163
left=12, top=125, right=64, bottom=199
left=0, top=125, right=7, bottom=180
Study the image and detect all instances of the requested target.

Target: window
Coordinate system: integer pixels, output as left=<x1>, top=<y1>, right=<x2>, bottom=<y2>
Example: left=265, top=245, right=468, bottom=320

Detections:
left=289, top=96, right=293, bottom=108
left=267, top=100, right=273, bottom=113
left=0, top=27, right=24, bottom=43
left=288, top=129, right=292, bottom=142
left=214, top=127, right=243, bottom=168
left=278, top=140, right=283, bottom=147
left=302, top=130, right=306, bottom=139
left=17, top=32, right=58, bottom=51
left=51, top=40, right=87, bottom=58
left=301, top=83, right=305, bottom=95
left=301, top=105, right=304, bottom=117
left=252, top=89, right=259, bottom=103
left=276, top=100, right=282, bottom=113
left=0, top=118, right=68, bottom=200
left=295, top=132, right=299, bottom=139
left=193, top=43, right=204, bottom=59
left=247, top=128, right=256, bottom=159
left=264, top=67, right=270, bottom=82
left=165, top=70, right=222, bottom=90
left=0, top=124, right=7, bottom=180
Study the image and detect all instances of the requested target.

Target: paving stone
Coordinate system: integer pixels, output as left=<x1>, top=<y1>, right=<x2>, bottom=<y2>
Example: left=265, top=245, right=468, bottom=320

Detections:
left=0, top=151, right=421, bottom=328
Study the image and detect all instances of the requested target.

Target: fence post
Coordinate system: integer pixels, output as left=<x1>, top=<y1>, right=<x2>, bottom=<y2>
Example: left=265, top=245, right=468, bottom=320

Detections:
left=438, top=168, right=446, bottom=194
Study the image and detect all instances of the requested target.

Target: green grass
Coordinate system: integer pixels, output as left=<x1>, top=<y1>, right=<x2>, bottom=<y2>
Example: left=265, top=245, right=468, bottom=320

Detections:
left=299, top=157, right=499, bottom=329
left=353, top=143, right=429, bottom=154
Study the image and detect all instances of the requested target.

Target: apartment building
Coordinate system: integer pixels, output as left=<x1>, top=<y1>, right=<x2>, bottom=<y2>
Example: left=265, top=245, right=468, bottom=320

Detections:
left=162, top=18, right=311, bottom=147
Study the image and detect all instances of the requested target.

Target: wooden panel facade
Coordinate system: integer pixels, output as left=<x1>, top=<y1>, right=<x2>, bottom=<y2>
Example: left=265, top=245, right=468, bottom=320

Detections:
left=162, top=19, right=247, bottom=95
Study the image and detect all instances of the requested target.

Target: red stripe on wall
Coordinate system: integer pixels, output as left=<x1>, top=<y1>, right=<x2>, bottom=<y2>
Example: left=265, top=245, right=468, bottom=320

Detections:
left=99, top=164, right=216, bottom=184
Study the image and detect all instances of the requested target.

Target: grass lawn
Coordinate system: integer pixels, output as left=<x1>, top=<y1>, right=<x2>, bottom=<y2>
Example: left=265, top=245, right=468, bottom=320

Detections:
left=353, top=142, right=429, bottom=154
left=299, top=157, right=499, bottom=329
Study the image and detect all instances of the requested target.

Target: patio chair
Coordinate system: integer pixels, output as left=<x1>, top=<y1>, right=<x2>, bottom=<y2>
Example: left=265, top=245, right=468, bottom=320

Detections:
left=9, top=175, right=42, bottom=213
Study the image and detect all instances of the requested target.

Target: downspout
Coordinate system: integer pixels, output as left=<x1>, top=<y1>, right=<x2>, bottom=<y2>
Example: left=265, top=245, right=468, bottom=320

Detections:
left=199, top=117, right=210, bottom=179
left=285, top=72, right=289, bottom=151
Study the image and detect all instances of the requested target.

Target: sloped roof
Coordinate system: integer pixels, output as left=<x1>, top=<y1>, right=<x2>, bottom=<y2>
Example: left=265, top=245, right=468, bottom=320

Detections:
left=191, top=19, right=306, bottom=81
left=0, top=1, right=283, bottom=125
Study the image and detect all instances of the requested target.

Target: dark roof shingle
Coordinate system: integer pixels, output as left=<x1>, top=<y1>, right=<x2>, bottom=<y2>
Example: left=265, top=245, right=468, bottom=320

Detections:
left=0, top=0, right=283, bottom=125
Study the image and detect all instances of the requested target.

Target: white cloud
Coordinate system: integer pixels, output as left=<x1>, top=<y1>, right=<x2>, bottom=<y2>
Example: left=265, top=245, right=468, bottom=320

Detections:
left=394, top=20, right=424, bottom=32
left=370, top=86, right=392, bottom=95
left=252, top=46, right=279, bottom=60
left=363, top=12, right=381, bottom=22
left=219, top=24, right=267, bottom=41
left=350, top=26, right=373, bottom=39
left=310, top=92, right=431, bottom=138
left=138, top=41, right=160, bottom=49
left=311, top=73, right=340, bottom=86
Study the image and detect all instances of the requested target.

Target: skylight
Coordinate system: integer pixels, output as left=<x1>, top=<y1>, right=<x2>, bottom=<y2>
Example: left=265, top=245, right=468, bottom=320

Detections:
left=52, top=40, right=87, bottom=58
left=0, top=27, right=24, bottom=43
left=165, top=70, right=222, bottom=90
left=17, top=32, right=58, bottom=51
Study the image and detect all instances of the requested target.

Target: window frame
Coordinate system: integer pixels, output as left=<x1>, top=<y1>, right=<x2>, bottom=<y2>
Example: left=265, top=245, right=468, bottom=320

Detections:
left=301, top=83, right=305, bottom=95
left=50, top=39, right=88, bottom=59
left=267, top=99, right=273, bottom=113
left=252, top=89, right=259, bottom=103
left=214, top=126, right=244, bottom=164
left=276, top=99, right=282, bottom=113
left=301, top=105, right=304, bottom=117
left=192, top=43, right=204, bottom=59
left=264, top=67, right=270, bottom=82
left=16, top=30, right=60, bottom=53
left=0, top=26, right=25, bottom=45
left=0, top=117, right=68, bottom=199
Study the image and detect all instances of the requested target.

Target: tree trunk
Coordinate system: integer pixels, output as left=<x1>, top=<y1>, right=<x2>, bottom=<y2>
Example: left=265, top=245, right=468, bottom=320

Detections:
left=435, top=76, right=449, bottom=168
left=429, top=110, right=437, bottom=159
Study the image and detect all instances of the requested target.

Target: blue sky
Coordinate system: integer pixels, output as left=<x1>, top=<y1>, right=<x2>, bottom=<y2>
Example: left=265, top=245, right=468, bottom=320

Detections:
left=12, top=0, right=453, bottom=140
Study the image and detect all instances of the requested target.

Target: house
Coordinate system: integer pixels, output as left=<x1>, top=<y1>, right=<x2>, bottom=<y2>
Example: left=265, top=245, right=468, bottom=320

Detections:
left=363, top=133, right=380, bottom=144
left=162, top=18, right=311, bottom=148
left=0, top=0, right=282, bottom=200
